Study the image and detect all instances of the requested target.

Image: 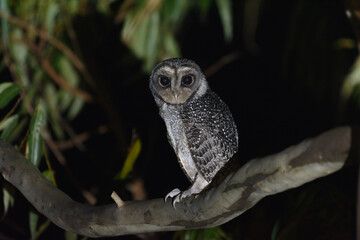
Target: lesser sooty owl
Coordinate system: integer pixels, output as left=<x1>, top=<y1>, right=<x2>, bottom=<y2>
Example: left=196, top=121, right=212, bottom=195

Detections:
left=149, top=58, right=238, bottom=206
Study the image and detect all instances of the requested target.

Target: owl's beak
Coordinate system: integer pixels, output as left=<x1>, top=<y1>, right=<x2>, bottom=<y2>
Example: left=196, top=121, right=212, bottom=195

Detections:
left=171, top=87, right=180, bottom=103
left=173, top=92, right=179, bottom=99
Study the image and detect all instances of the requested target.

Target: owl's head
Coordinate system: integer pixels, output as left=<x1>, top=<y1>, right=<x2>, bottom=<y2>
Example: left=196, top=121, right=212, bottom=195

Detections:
left=149, top=58, right=208, bottom=105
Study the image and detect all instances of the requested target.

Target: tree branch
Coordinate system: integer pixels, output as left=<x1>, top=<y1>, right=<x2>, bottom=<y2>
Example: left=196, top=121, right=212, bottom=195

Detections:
left=0, top=127, right=352, bottom=237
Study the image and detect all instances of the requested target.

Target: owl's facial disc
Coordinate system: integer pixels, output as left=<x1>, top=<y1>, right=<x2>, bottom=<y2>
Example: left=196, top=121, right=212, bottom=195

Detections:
left=154, top=65, right=202, bottom=105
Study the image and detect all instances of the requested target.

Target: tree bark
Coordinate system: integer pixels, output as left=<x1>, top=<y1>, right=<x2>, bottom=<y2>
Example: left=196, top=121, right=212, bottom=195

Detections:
left=0, top=126, right=352, bottom=237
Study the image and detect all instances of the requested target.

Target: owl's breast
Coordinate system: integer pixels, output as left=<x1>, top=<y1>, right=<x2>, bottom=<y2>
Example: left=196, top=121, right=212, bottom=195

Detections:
left=160, top=104, right=198, bottom=182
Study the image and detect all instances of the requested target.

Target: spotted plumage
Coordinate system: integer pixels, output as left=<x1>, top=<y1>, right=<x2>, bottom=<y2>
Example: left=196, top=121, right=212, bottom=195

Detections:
left=149, top=58, right=238, bottom=206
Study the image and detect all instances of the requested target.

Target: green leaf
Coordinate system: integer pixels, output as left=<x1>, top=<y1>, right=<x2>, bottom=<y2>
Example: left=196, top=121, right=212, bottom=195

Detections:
left=67, top=96, right=84, bottom=120
left=0, top=0, right=9, bottom=45
left=0, top=114, right=19, bottom=141
left=27, top=100, right=47, bottom=166
left=57, top=55, right=80, bottom=114
left=114, top=137, right=142, bottom=180
left=215, top=0, right=233, bottom=42
left=2, top=185, right=14, bottom=215
left=45, top=3, right=60, bottom=33
left=4, top=117, right=28, bottom=143
left=45, top=83, right=64, bottom=139
left=163, top=32, right=180, bottom=59
left=29, top=211, right=39, bottom=240
left=96, top=0, right=116, bottom=15
left=0, top=114, right=18, bottom=131
left=175, top=228, right=231, bottom=240
left=341, top=56, right=360, bottom=103
left=145, top=11, right=160, bottom=71
left=199, top=0, right=213, bottom=18
left=10, top=29, right=30, bottom=87
left=0, top=82, right=21, bottom=109
left=11, top=29, right=28, bottom=64
left=66, top=0, right=82, bottom=15
left=58, top=55, right=79, bottom=86
left=65, top=231, right=78, bottom=240
left=42, top=169, right=54, bottom=182
left=271, top=221, right=280, bottom=240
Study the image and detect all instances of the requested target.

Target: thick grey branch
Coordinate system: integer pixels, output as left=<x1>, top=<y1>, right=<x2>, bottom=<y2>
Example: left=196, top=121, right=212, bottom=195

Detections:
left=0, top=127, right=351, bottom=237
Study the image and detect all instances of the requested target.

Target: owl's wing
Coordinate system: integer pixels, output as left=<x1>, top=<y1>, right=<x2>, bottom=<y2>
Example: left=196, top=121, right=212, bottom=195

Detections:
left=183, top=91, right=238, bottom=183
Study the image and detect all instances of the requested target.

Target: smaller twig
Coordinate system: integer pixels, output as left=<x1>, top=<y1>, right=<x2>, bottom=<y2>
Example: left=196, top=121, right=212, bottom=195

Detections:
left=43, top=129, right=98, bottom=205
left=42, top=129, right=67, bottom=166
left=41, top=58, right=93, bottom=102
left=0, top=11, right=98, bottom=91
left=0, top=97, right=22, bottom=122
left=204, top=52, right=240, bottom=78
left=0, top=11, right=85, bottom=72
left=111, top=191, right=125, bottom=208
left=114, top=0, right=137, bottom=24
left=58, top=115, right=87, bottom=152
left=56, top=125, right=108, bottom=151
left=33, top=219, right=51, bottom=240
left=25, top=41, right=93, bottom=102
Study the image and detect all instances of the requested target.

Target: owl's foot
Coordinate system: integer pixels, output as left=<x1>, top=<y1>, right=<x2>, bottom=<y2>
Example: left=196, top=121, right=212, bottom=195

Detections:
left=172, top=189, right=198, bottom=206
left=165, top=174, right=209, bottom=208
left=165, top=188, right=193, bottom=207
left=165, top=188, right=181, bottom=203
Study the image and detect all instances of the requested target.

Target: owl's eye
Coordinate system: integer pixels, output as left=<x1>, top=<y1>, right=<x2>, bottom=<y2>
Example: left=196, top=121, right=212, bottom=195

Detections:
left=158, top=75, right=171, bottom=87
left=181, top=75, right=194, bottom=86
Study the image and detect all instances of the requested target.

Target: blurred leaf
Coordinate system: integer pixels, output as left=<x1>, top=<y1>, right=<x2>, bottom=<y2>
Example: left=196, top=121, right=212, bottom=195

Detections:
left=45, top=83, right=64, bottom=139
left=29, top=211, right=39, bottom=240
left=57, top=55, right=80, bottom=113
left=0, top=82, right=20, bottom=109
left=97, top=0, right=116, bottom=15
left=145, top=11, right=160, bottom=70
left=0, top=114, right=18, bottom=131
left=10, top=29, right=28, bottom=64
left=58, top=55, right=79, bottom=87
left=42, top=169, right=55, bottom=183
left=199, top=0, right=213, bottom=17
left=65, top=231, right=78, bottom=240
left=215, top=0, right=233, bottom=42
left=10, top=29, right=30, bottom=87
left=333, top=38, right=356, bottom=50
left=121, top=0, right=181, bottom=71
left=341, top=55, right=360, bottom=103
left=67, top=96, right=84, bottom=120
left=271, top=220, right=280, bottom=240
left=27, top=100, right=47, bottom=167
left=0, top=114, right=19, bottom=141
left=173, top=227, right=231, bottom=240
left=29, top=212, right=51, bottom=240
left=162, top=0, right=190, bottom=28
left=66, top=0, right=82, bottom=15
left=163, top=32, right=180, bottom=59
left=114, top=137, right=142, bottom=180
left=0, top=0, right=9, bottom=45
left=2, top=117, right=28, bottom=143
left=2, top=186, right=14, bottom=216
left=45, top=3, right=60, bottom=34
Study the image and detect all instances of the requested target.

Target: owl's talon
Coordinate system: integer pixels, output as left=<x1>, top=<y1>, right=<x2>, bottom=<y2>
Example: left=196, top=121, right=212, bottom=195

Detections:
left=172, top=194, right=181, bottom=207
left=165, top=188, right=181, bottom=203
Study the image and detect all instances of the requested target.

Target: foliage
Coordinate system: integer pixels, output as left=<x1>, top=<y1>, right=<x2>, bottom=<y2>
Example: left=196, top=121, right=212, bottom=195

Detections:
left=0, top=0, right=358, bottom=239
left=119, top=0, right=233, bottom=71
left=173, top=227, right=232, bottom=240
left=0, top=0, right=233, bottom=239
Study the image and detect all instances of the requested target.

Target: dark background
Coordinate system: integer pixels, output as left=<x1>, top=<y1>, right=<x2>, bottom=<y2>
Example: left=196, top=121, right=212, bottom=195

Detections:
left=1, top=0, right=358, bottom=239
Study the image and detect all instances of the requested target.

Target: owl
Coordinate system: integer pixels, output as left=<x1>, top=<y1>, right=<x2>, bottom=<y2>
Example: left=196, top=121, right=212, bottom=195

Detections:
left=149, top=58, right=238, bottom=206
